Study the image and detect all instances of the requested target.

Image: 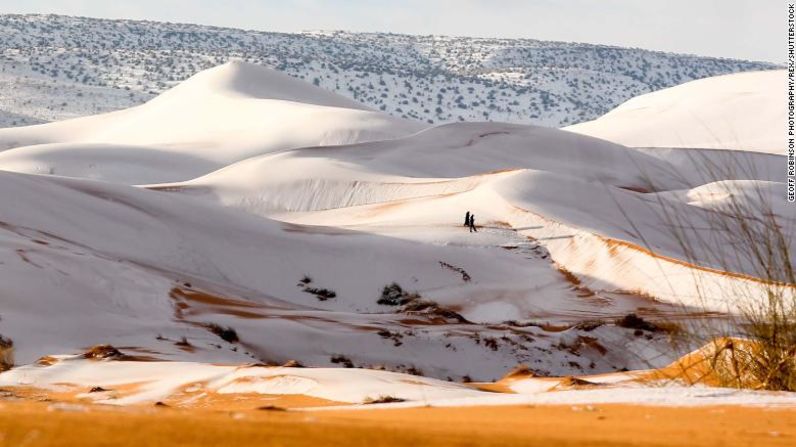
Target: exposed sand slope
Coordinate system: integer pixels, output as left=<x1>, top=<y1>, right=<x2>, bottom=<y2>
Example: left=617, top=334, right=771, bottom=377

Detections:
left=0, top=399, right=795, bottom=447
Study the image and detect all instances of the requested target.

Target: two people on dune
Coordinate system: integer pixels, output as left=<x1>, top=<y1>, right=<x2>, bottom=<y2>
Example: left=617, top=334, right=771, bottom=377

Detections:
left=464, top=211, right=477, bottom=233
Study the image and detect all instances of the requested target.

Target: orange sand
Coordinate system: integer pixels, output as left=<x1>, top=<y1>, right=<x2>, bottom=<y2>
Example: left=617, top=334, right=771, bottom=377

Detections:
left=0, top=400, right=793, bottom=447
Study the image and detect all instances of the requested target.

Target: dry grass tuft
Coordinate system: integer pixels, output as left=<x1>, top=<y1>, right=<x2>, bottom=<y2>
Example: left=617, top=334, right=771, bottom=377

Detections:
left=0, top=335, right=13, bottom=371
left=629, top=152, right=796, bottom=391
left=82, top=345, right=132, bottom=361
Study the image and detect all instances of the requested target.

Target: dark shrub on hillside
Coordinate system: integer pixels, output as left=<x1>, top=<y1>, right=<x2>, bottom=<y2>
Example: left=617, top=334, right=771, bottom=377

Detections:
left=378, top=283, right=419, bottom=306
left=206, top=323, right=239, bottom=343
left=616, top=313, right=659, bottom=332
left=82, top=344, right=129, bottom=360
left=364, top=395, right=406, bottom=404
left=0, top=335, right=13, bottom=371
left=330, top=354, right=354, bottom=368
left=304, top=287, right=336, bottom=301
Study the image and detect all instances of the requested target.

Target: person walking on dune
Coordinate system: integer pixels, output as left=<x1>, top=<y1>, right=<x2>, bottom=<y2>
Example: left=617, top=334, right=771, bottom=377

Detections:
left=464, top=211, right=471, bottom=227
left=469, top=213, right=477, bottom=233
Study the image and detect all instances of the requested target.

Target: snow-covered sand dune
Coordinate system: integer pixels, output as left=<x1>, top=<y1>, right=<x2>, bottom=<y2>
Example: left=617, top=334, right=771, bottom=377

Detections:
left=566, top=70, right=784, bottom=154
left=0, top=62, right=790, bottom=390
left=0, top=61, right=424, bottom=183
left=156, top=119, right=790, bottom=310
left=3, top=355, right=796, bottom=409
left=0, top=167, right=673, bottom=379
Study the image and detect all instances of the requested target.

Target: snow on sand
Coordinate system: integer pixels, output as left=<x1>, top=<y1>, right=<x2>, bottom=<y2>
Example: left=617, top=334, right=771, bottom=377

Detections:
left=0, top=62, right=790, bottom=409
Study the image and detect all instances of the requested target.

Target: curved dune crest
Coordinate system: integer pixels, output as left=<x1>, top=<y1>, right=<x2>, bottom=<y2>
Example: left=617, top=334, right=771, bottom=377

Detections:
left=154, top=59, right=375, bottom=110
left=0, top=61, right=424, bottom=183
left=566, top=70, right=784, bottom=153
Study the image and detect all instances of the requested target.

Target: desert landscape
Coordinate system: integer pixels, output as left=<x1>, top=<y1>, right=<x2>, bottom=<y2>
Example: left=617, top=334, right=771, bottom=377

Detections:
left=0, top=7, right=791, bottom=447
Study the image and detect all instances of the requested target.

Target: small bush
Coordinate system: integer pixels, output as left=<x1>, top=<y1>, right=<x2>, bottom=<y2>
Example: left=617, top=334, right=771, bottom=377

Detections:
left=364, top=395, right=406, bottom=404
left=574, top=320, right=605, bottom=331
left=403, top=299, right=470, bottom=324
left=378, top=283, right=469, bottom=323
left=405, top=366, right=424, bottom=376
left=704, top=338, right=796, bottom=391
left=82, top=345, right=129, bottom=360
left=297, top=276, right=336, bottom=300
left=377, top=329, right=392, bottom=338
left=330, top=354, right=354, bottom=368
left=206, top=323, right=239, bottom=343
left=304, top=287, right=336, bottom=301
left=378, top=283, right=406, bottom=306
left=0, top=335, right=13, bottom=371
left=378, top=283, right=420, bottom=306
left=616, top=313, right=659, bottom=332
left=483, top=337, right=499, bottom=351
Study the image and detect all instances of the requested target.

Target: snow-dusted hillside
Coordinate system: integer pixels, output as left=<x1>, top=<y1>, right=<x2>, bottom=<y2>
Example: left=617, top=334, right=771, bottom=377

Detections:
left=0, top=14, right=778, bottom=128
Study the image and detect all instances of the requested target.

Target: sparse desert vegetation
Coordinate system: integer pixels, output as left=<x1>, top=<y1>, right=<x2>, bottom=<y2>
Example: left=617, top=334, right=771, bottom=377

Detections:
left=298, top=276, right=337, bottom=300
left=204, top=323, right=240, bottom=344
left=378, top=283, right=421, bottom=306
left=378, top=283, right=469, bottom=323
left=638, top=164, right=796, bottom=391
left=364, top=395, right=406, bottom=404
left=0, top=335, right=12, bottom=371
left=0, top=14, right=776, bottom=128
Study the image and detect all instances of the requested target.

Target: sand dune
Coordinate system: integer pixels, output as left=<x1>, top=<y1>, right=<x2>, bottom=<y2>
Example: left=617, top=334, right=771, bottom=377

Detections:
left=566, top=70, right=784, bottom=153
left=0, top=62, right=791, bottom=423
left=0, top=61, right=423, bottom=183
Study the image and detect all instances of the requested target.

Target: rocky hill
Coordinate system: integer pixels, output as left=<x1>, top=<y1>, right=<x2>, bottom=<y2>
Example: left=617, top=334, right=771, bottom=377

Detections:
left=0, top=14, right=778, bottom=128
